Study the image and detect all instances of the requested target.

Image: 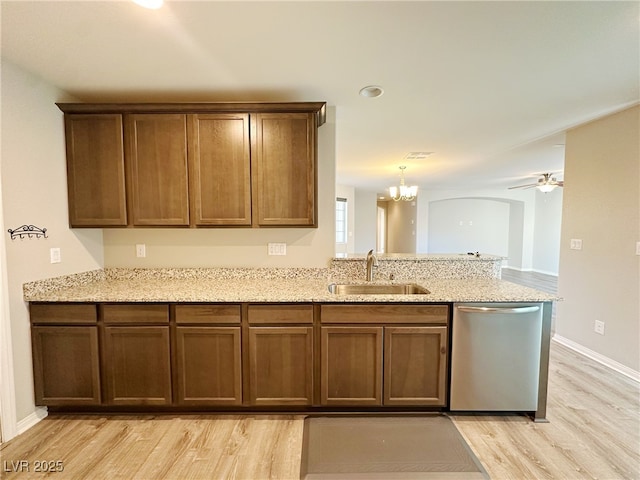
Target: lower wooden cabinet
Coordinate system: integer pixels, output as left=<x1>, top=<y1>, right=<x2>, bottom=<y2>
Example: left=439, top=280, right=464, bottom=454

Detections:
left=175, top=327, right=242, bottom=405
left=31, top=326, right=101, bottom=406
left=248, top=327, right=313, bottom=405
left=321, top=326, right=448, bottom=407
left=103, top=326, right=172, bottom=405
left=384, top=326, right=448, bottom=406
left=30, top=302, right=449, bottom=410
left=321, top=327, right=383, bottom=406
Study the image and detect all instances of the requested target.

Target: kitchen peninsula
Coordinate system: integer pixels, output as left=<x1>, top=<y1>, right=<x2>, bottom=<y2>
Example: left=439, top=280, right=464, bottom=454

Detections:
left=24, top=255, right=556, bottom=421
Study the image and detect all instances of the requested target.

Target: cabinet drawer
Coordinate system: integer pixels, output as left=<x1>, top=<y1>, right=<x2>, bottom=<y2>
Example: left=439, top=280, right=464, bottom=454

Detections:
left=102, top=304, right=169, bottom=324
left=175, top=304, right=241, bottom=324
left=248, top=304, right=313, bottom=324
left=30, top=304, right=97, bottom=324
left=320, top=304, right=449, bottom=324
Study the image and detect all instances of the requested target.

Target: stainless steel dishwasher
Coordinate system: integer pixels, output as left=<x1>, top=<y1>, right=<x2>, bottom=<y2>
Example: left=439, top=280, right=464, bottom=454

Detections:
left=450, top=302, right=543, bottom=412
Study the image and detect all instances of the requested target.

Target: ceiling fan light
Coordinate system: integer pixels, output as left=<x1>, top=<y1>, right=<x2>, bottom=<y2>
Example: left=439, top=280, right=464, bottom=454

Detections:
left=537, top=184, right=556, bottom=193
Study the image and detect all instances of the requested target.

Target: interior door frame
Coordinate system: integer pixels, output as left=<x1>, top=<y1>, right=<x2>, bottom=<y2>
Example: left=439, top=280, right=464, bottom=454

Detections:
left=0, top=185, right=18, bottom=442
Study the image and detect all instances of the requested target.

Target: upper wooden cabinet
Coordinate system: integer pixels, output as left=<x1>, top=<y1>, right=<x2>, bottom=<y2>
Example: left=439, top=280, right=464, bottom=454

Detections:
left=57, top=102, right=325, bottom=228
left=125, top=114, right=190, bottom=226
left=63, top=114, right=127, bottom=226
left=252, top=113, right=317, bottom=226
left=188, top=114, right=251, bottom=226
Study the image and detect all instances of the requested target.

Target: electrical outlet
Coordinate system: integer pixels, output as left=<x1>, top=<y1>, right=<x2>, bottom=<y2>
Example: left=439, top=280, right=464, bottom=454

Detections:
left=570, top=239, right=583, bottom=250
left=50, top=247, right=61, bottom=264
left=268, top=243, right=287, bottom=255
left=136, top=244, right=146, bottom=258
left=594, top=320, right=605, bottom=335
left=636, top=241, right=640, bottom=256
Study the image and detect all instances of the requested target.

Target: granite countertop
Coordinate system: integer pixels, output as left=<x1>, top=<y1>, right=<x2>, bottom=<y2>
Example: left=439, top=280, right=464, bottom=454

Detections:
left=333, top=253, right=504, bottom=261
left=24, top=274, right=557, bottom=304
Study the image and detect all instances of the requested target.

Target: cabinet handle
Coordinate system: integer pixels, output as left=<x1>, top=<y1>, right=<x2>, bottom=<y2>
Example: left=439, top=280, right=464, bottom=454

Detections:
left=456, top=305, right=540, bottom=314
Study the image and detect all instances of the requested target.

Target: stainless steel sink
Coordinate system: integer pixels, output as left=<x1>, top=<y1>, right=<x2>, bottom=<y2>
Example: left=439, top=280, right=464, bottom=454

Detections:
left=327, top=283, right=430, bottom=295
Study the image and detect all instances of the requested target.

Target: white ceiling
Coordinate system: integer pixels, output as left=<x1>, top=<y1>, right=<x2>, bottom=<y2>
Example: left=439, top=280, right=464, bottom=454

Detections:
left=2, top=1, right=638, bottom=193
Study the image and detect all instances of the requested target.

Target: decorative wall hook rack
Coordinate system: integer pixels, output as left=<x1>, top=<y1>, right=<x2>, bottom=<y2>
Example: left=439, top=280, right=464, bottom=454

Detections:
left=8, top=225, right=48, bottom=240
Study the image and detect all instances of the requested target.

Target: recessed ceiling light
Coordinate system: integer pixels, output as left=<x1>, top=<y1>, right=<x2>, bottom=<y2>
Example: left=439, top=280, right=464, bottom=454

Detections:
left=359, top=85, right=384, bottom=98
left=133, top=0, right=163, bottom=9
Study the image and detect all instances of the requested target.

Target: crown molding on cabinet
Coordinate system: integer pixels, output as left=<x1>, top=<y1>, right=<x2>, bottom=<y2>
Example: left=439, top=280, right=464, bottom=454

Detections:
left=56, top=102, right=327, bottom=127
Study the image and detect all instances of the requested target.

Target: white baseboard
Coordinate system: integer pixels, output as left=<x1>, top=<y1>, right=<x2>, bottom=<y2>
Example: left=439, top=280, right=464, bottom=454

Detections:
left=532, top=269, right=558, bottom=277
left=552, top=335, right=640, bottom=383
left=501, top=266, right=558, bottom=276
left=16, top=407, right=48, bottom=435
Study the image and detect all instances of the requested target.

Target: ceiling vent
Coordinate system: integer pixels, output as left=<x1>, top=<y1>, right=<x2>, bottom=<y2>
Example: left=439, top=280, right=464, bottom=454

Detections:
left=404, top=152, right=433, bottom=160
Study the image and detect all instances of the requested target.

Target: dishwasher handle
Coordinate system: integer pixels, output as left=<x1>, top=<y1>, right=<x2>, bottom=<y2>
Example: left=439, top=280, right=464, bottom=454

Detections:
left=456, top=305, right=540, bottom=314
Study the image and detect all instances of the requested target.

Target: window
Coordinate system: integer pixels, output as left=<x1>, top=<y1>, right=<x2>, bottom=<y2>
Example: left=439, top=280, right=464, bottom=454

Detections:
left=336, top=197, right=347, bottom=244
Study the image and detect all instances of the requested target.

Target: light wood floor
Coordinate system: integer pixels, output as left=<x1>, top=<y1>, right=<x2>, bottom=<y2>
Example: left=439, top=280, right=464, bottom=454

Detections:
left=1, top=342, right=637, bottom=480
left=500, top=268, right=558, bottom=295
left=2, top=272, right=638, bottom=479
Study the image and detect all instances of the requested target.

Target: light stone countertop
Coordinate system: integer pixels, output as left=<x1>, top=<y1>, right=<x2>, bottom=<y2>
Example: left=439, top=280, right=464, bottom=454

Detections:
left=24, top=276, right=557, bottom=303
left=333, top=253, right=504, bottom=261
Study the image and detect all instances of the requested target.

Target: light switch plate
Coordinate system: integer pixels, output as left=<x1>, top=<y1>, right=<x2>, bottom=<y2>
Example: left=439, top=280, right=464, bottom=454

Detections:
left=636, top=242, right=640, bottom=256
left=570, top=239, right=583, bottom=250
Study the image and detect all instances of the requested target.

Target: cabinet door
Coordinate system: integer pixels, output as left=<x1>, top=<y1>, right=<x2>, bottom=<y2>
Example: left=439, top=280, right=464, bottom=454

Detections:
left=125, top=114, right=189, bottom=226
left=188, top=114, right=251, bottom=226
left=248, top=327, right=313, bottom=405
left=383, top=326, right=448, bottom=406
left=252, top=113, right=317, bottom=226
left=103, top=326, right=172, bottom=405
left=64, top=114, right=127, bottom=226
left=31, top=326, right=101, bottom=406
left=321, top=326, right=383, bottom=406
left=175, top=327, right=242, bottom=405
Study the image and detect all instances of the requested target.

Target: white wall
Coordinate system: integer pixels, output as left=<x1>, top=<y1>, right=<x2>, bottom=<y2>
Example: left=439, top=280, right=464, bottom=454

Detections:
left=557, top=105, right=639, bottom=372
left=103, top=108, right=336, bottom=268
left=507, top=199, right=525, bottom=270
left=418, top=189, right=539, bottom=270
left=532, top=188, right=563, bottom=275
left=354, top=189, right=377, bottom=254
left=427, top=198, right=509, bottom=256
left=0, top=60, right=104, bottom=426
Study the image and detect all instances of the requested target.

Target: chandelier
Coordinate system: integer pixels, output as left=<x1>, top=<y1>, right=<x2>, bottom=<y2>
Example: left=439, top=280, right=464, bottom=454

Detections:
left=389, top=166, right=418, bottom=201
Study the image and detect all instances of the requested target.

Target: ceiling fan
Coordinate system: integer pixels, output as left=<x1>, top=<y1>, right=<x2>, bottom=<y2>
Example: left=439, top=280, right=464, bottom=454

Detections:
left=508, top=173, right=564, bottom=193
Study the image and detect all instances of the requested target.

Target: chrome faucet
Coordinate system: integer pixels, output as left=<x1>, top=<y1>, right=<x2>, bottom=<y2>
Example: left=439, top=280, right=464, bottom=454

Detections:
left=365, top=249, right=378, bottom=281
